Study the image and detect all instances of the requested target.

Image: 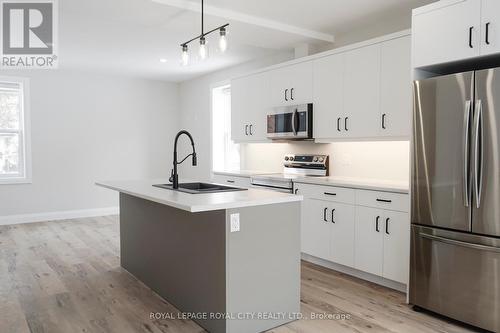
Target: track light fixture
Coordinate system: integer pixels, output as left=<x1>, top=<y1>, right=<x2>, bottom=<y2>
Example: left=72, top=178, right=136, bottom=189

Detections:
left=179, top=0, right=229, bottom=65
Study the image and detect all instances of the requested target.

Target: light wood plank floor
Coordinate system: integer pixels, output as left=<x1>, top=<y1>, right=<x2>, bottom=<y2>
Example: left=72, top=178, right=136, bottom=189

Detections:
left=0, top=216, right=482, bottom=333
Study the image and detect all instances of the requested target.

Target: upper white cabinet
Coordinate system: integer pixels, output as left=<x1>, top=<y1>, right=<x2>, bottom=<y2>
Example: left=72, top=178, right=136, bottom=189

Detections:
left=314, top=35, right=411, bottom=139
left=412, top=0, right=500, bottom=68
left=343, top=44, right=381, bottom=138
left=481, top=0, right=500, bottom=56
left=379, top=36, right=412, bottom=137
left=231, top=72, right=270, bottom=142
left=269, top=62, right=313, bottom=107
left=313, top=53, right=344, bottom=139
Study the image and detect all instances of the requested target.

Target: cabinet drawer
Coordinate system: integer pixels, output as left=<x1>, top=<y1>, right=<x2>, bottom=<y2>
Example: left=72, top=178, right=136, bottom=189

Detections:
left=294, top=183, right=355, bottom=204
left=212, top=174, right=251, bottom=188
left=356, top=190, right=408, bottom=212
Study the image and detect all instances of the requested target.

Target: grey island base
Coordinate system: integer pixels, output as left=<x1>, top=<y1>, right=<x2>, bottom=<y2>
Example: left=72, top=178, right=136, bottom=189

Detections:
left=97, top=180, right=302, bottom=333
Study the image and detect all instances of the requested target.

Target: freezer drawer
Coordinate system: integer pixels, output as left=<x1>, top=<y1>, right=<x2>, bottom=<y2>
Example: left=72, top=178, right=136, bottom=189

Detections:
left=410, top=225, right=500, bottom=332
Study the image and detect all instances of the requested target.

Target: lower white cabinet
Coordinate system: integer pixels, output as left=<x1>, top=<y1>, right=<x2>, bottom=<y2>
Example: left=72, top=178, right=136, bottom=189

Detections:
left=301, top=198, right=355, bottom=267
left=354, top=206, right=409, bottom=284
left=297, top=182, right=409, bottom=285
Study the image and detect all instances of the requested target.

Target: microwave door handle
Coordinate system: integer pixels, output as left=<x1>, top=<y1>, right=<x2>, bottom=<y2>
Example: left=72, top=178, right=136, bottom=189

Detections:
left=292, top=110, right=298, bottom=135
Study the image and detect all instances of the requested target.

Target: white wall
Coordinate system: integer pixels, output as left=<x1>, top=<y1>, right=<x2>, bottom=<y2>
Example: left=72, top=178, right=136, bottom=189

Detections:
left=178, top=51, right=294, bottom=181
left=0, top=70, right=179, bottom=217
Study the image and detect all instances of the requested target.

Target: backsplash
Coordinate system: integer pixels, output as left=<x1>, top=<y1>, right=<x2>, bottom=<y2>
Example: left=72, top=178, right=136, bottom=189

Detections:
left=240, top=141, right=410, bottom=182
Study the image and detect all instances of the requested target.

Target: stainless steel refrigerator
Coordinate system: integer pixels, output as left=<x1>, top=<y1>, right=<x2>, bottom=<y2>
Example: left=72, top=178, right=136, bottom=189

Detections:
left=411, top=68, right=500, bottom=332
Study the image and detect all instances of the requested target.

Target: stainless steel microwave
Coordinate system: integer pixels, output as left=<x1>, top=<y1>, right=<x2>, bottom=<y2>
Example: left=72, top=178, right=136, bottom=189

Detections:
left=267, top=103, right=313, bottom=140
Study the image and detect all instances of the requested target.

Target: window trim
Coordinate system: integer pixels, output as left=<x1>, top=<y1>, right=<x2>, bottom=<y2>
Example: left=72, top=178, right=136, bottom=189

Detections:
left=0, top=76, right=32, bottom=185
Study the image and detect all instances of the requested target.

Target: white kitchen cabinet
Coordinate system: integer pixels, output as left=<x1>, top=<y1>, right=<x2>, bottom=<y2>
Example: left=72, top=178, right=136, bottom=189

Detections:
left=480, top=0, right=500, bottom=56
left=301, top=198, right=331, bottom=259
left=343, top=44, right=381, bottom=138
left=269, top=62, right=313, bottom=107
left=329, top=202, right=355, bottom=267
left=382, top=210, right=410, bottom=284
left=379, top=36, right=412, bottom=137
left=313, top=53, right=345, bottom=139
left=412, top=0, right=481, bottom=68
left=231, top=72, right=270, bottom=142
left=212, top=174, right=251, bottom=188
left=354, top=206, right=384, bottom=276
left=354, top=206, right=409, bottom=284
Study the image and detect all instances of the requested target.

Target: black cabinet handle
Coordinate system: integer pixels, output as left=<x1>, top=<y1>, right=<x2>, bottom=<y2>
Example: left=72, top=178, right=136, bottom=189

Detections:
left=385, top=218, right=390, bottom=235
left=486, top=22, right=491, bottom=45
left=344, top=117, right=349, bottom=131
left=249, top=124, right=253, bottom=135
left=294, top=188, right=299, bottom=194
left=376, top=198, right=392, bottom=203
left=337, top=117, right=341, bottom=131
left=331, top=209, right=336, bottom=223
left=375, top=216, right=380, bottom=232
left=290, top=88, right=294, bottom=100
left=382, top=113, right=386, bottom=129
left=226, top=180, right=235, bottom=183
left=469, top=26, right=474, bottom=48
left=324, top=192, right=337, bottom=196
left=245, top=125, right=248, bottom=136
left=285, top=89, right=288, bottom=101
left=323, top=207, right=328, bottom=222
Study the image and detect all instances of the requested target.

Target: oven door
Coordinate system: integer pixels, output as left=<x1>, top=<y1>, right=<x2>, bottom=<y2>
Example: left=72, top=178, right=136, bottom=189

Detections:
left=267, top=104, right=312, bottom=139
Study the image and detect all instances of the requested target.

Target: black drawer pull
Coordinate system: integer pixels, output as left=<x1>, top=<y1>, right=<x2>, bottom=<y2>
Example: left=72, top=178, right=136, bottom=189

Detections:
left=226, top=180, right=235, bottom=183
left=324, top=192, right=337, bottom=196
left=376, top=198, right=392, bottom=203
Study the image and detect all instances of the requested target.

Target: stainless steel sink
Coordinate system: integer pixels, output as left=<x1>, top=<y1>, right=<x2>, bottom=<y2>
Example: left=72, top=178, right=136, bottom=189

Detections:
left=153, top=182, right=248, bottom=194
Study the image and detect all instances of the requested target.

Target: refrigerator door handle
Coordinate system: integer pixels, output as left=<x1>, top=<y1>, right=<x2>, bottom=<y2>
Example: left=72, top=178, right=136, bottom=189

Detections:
left=463, top=100, right=472, bottom=207
left=473, top=100, right=484, bottom=209
left=420, top=232, right=500, bottom=253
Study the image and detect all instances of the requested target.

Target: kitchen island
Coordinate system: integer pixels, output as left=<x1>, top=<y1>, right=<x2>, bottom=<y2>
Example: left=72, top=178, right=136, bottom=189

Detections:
left=96, top=179, right=303, bottom=333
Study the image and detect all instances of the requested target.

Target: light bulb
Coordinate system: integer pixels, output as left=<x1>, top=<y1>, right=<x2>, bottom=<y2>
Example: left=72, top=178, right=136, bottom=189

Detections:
left=181, top=45, right=189, bottom=66
left=219, top=27, right=227, bottom=52
left=199, top=37, right=208, bottom=60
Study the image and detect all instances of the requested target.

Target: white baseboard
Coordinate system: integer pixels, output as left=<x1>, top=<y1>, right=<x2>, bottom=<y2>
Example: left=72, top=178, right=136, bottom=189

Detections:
left=301, top=253, right=407, bottom=293
left=0, top=207, right=119, bottom=226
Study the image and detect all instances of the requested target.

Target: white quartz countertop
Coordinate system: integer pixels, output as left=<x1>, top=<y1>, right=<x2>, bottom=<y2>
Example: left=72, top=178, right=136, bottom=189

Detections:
left=96, top=179, right=303, bottom=213
left=293, top=176, right=409, bottom=194
left=212, top=170, right=272, bottom=178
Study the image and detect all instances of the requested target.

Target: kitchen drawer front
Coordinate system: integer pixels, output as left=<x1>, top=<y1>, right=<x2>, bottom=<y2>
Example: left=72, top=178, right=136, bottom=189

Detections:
left=212, top=174, right=251, bottom=188
left=356, top=190, right=408, bottom=212
left=294, top=183, right=355, bottom=204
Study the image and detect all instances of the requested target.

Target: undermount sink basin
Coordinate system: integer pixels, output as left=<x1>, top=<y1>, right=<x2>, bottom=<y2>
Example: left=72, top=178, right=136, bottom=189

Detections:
left=153, top=182, right=248, bottom=194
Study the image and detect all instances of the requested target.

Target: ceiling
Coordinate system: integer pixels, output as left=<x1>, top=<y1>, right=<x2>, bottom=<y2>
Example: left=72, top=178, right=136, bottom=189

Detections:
left=58, top=0, right=435, bottom=82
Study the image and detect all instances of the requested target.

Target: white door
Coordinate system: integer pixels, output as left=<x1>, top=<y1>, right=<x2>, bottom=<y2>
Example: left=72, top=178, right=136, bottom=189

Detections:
left=301, top=198, right=331, bottom=259
left=330, top=202, right=355, bottom=268
left=354, top=206, right=384, bottom=276
left=313, top=53, right=345, bottom=139
left=379, top=36, right=412, bottom=137
left=480, top=0, right=500, bottom=56
left=382, top=211, right=410, bottom=284
left=269, top=62, right=313, bottom=107
left=343, top=44, right=380, bottom=138
left=231, top=72, right=270, bottom=142
left=412, top=0, right=481, bottom=67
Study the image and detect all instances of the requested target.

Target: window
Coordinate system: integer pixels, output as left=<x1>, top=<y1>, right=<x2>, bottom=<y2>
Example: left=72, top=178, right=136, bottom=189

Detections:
left=0, top=77, right=30, bottom=184
left=212, top=84, right=240, bottom=171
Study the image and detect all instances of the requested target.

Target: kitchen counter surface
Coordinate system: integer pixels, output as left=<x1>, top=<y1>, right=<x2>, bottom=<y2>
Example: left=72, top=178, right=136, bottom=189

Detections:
left=96, top=179, right=303, bottom=212
left=294, top=176, right=409, bottom=194
left=212, top=170, right=273, bottom=177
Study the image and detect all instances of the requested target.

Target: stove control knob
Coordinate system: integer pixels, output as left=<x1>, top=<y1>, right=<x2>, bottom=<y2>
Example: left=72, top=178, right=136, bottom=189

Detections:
left=285, top=156, right=289, bottom=161
left=289, top=156, right=294, bottom=161
left=313, top=157, right=318, bottom=162
left=319, top=157, right=324, bottom=162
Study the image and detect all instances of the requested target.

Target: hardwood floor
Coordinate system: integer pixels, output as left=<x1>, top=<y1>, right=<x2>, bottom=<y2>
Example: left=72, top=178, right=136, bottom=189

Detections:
left=0, top=216, right=480, bottom=333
